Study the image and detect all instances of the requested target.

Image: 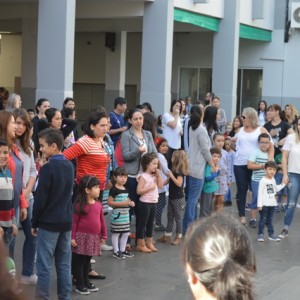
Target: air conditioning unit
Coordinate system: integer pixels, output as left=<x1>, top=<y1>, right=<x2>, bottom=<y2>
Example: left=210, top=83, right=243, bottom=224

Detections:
left=291, top=2, right=300, bottom=28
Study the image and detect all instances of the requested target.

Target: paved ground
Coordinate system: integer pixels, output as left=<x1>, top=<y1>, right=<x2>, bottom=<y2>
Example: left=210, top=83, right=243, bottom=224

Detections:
left=14, top=192, right=300, bottom=299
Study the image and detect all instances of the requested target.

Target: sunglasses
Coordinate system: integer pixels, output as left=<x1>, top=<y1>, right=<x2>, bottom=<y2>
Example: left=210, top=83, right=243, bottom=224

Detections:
left=241, top=115, right=247, bottom=119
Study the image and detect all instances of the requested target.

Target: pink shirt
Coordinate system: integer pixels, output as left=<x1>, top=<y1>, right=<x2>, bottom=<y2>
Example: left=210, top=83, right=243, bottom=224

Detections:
left=137, top=172, right=158, bottom=203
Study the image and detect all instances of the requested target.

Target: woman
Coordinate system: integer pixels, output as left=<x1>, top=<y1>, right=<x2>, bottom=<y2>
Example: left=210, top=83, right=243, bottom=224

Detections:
left=228, top=116, right=243, bottom=137
left=161, top=99, right=183, bottom=163
left=63, top=110, right=110, bottom=280
left=182, top=105, right=216, bottom=234
left=32, top=98, right=50, bottom=154
left=234, top=107, right=273, bottom=225
left=13, top=109, right=37, bottom=284
left=284, top=104, right=299, bottom=130
left=44, top=108, right=77, bottom=144
left=279, top=117, right=300, bottom=239
left=257, top=100, right=268, bottom=126
left=0, top=111, right=28, bottom=258
left=203, top=106, right=219, bottom=146
left=182, top=214, right=256, bottom=300
left=5, top=93, right=22, bottom=112
left=121, top=108, right=157, bottom=243
left=63, top=97, right=75, bottom=110
left=142, top=112, right=157, bottom=141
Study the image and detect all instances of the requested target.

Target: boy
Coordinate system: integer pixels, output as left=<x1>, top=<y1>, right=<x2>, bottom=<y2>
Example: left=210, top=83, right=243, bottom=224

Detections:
left=247, top=133, right=271, bottom=228
left=257, top=161, right=286, bottom=242
left=200, top=148, right=220, bottom=217
left=31, top=128, right=74, bottom=300
left=0, top=138, right=18, bottom=242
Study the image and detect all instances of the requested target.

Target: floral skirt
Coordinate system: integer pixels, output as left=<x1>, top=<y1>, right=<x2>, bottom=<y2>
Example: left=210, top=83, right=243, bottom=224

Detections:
left=72, top=232, right=100, bottom=256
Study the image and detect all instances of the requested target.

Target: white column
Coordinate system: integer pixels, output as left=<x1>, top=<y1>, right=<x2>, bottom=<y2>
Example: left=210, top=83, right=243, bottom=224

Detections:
left=36, top=0, right=76, bottom=108
left=104, top=31, right=127, bottom=112
left=212, top=0, right=240, bottom=120
left=140, top=0, right=174, bottom=116
left=21, top=18, right=38, bottom=109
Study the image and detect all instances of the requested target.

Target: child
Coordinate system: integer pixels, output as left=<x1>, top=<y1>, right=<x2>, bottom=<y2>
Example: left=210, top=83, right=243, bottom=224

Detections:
left=72, top=175, right=107, bottom=295
left=31, top=128, right=74, bottom=299
left=154, top=137, right=170, bottom=231
left=108, top=167, right=135, bottom=259
left=257, top=161, right=286, bottom=242
left=157, top=150, right=189, bottom=245
left=247, top=133, right=271, bottom=228
left=0, top=138, right=18, bottom=244
left=213, top=133, right=231, bottom=212
left=224, top=122, right=232, bottom=139
left=224, top=137, right=235, bottom=206
left=136, top=153, right=163, bottom=253
left=200, top=148, right=220, bottom=217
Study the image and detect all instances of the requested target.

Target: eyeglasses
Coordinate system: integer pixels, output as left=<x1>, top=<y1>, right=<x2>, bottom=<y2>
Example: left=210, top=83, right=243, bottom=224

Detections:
left=259, top=142, right=270, bottom=145
left=241, top=115, right=247, bottom=119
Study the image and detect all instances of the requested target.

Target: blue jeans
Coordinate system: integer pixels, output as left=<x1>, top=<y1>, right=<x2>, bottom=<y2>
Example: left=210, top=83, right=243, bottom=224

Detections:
left=36, top=229, right=71, bottom=300
left=275, top=173, right=288, bottom=204
left=250, top=180, right=259, bottom=209
left=234, top=165, right=252, bottom=217
left=183, top=176, right=204, bottom=234
left=21, top=198, right=37, bottom=276
left=224, top=187, right=232, bottom=202
left=258, top=206, right=275, bottom=236
left=283, top=173, right=300, bottom=227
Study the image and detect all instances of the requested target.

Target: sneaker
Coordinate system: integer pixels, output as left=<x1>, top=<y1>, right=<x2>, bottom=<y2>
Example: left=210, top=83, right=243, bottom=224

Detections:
left=122, top=250, right=134, bottom=258
left=257, top=234, right=264, bottom=242
left=113, top=251, right=125, bottom=260
left=245, top=203, right=251, bottom=211
left=85, top=281, right=99, bottom=292
left=269, top=235, right=280, bottom=242
left=90, top=258, right=96, bottom=264
left=76, top=286, right=90, bottom=295
left=20, top=274, right=38, bottom=285
left=101, top=243, right=113, bottom=251
left=154, top=224, right=167, bottom=232
left=249, top=219, right=257, bottom=228
left=279, top=229, right=288, bottom=239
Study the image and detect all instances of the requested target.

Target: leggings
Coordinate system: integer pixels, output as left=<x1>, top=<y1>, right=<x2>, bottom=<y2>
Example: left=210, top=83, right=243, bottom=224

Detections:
left=72, top=253, right=92, bottom=288
left=155, top=192, right=167, bottom=226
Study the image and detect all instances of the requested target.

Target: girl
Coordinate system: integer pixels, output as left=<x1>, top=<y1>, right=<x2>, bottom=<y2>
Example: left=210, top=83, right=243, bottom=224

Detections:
left=136, top=153, right=163, bottom=253
left=108, top=167, right=135, bottom=259
left=213, top=133, right=231, bottom=212
left=223, top=137, right=235, bottom=206
left=154, top=137, right=170, bottom=231
left=71, top=176, right=107, bottom=295
left=157, top=150, right=189, bottom=245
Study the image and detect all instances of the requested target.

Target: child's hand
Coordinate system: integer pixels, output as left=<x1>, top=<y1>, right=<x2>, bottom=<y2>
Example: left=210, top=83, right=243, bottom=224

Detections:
left=155, top=169, right=161, bottom=177
left=11, top=224, right=18, bottom=237
left=150, top=183, right=157, bottom=190
left=257, top=207, right=262, bottom=211
left=129, top=201, right=135, bottom=207
left=100, top=238, right=106, bottom=245
left=71, top=239, right=78, bottom=247
left=31, top=228, right=38, bottom=236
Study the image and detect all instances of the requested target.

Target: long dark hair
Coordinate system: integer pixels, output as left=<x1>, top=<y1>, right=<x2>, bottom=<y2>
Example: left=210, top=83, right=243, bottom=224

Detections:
left=74, top=175, right=100, bottom=216
left=13, top=108, right=33, bottom=155
left=190, top=105, right=203, bottom=130
left=203, top=106, right=219, bottom=132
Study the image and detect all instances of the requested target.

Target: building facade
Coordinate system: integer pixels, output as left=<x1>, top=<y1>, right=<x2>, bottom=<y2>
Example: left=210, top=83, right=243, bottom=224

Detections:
left=0, top=0, right=299, bottom=121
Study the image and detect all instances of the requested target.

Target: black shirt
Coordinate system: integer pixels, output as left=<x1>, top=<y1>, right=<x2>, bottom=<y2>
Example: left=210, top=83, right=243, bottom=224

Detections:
left=169, top=172, right=184, bottom=199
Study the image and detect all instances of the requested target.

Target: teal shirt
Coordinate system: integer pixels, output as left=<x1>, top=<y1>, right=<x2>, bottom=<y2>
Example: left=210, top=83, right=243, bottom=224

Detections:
left=203, top=164, right=219, bottom=193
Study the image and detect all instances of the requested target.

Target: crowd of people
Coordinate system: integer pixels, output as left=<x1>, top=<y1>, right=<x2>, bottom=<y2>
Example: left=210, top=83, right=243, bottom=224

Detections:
left=0, top=86, right=300, bottom=299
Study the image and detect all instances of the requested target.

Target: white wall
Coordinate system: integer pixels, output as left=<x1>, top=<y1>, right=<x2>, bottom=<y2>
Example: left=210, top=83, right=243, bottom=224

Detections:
left=0, top=34, right=21, bottom=92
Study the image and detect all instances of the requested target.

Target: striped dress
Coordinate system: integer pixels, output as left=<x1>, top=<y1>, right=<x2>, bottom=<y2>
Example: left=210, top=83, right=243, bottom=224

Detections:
left=109, top=186, right=130, bottom=233
left=63, top=135, right=110, bottom=190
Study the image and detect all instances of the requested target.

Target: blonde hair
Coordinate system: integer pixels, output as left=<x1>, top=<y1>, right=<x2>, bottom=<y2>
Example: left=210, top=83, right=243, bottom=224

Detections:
left=285, top=104, right=299, bottom=122
left=171, top=150, right=189, bottom=176
left=242, top=107, right=259, bottom=128
left=5, top=93, right=20, bottom=112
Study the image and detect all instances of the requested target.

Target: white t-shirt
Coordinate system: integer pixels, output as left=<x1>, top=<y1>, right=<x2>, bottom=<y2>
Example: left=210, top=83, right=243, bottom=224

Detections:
left=282, top=133, right=300, bottom=174
left=257, top=177, right=285, bottom=207
left=162, top=112, right=182, bottom=149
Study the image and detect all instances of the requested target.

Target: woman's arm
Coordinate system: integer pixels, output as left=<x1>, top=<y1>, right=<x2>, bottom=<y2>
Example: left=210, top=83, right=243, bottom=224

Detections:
left=63, top=140, right=86, bottom=160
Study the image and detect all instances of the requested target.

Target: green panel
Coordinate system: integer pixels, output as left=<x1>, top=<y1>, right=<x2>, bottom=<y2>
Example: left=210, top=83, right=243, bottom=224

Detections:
left=174, top=8, right=219, bottom=32
left=240, top=24, right=272, bottom=42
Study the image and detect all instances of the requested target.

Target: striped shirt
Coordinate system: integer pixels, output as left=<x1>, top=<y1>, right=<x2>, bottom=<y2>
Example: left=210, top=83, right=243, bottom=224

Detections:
left=63, top=135, right=110, bottom=190
left=0, top=167, right=15, bottom=227
left=248, top=148, right=268, bottom=181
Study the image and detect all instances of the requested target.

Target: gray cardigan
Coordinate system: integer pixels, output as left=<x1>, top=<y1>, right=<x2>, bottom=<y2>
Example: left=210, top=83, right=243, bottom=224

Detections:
left=188, top=124, right=212, bottom=179
left=121, top=127, right=157, bottom=176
